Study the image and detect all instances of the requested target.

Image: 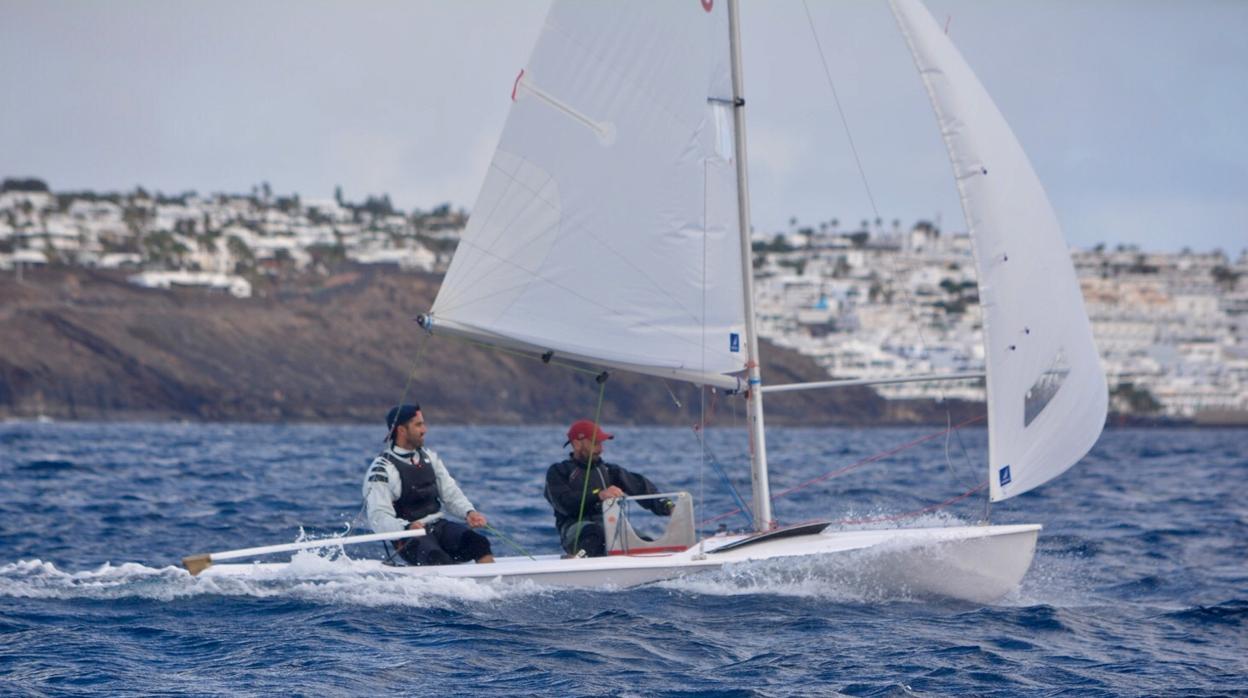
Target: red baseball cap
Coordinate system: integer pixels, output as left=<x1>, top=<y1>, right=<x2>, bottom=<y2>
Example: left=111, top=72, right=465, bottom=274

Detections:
left=564, top=419, right=613, bottom=447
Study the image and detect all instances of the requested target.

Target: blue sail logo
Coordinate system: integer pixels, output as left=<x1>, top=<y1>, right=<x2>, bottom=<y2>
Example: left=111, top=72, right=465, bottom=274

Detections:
left=999, top=465, right=1012, bottom=487
left=730, top=333, right=740, bottom=352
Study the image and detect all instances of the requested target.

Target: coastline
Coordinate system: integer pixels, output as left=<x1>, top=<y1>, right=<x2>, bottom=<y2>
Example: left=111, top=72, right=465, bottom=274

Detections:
left=0, top=266, right=947, bottom=427
left=3, top=266, right=1241, bottom=428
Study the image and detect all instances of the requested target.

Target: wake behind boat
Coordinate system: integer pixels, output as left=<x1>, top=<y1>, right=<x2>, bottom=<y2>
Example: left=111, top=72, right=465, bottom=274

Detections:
left=183, top=0, right=1106, bottom=604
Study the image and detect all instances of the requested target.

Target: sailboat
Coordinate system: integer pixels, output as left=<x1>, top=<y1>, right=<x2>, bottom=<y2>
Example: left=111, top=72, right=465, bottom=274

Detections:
left=189, top=0, right=1106, bottom=603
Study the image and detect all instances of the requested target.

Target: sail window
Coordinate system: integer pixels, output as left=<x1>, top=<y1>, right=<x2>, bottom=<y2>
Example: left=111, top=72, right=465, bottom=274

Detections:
left=711, top=102, right=734, bottom=160
left=1024, top=348, right=1070, bottom=427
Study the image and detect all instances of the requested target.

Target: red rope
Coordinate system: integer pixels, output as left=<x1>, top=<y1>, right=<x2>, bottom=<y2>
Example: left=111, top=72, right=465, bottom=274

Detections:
left=699, top=414, right=985, bottom=527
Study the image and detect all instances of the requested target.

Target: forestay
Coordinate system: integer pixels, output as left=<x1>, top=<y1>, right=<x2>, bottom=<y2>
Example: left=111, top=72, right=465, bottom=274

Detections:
left=428, top=1, right=748, bottom=390
left=891, top=0, right=1107, bottom=501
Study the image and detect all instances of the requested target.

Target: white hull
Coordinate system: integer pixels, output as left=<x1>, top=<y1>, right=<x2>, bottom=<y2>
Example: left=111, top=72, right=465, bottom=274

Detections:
left=201, top=523, right=1040, bottom=604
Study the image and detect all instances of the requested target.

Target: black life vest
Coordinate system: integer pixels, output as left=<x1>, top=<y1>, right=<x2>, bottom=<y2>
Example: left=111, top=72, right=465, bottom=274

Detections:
left=564, top=460, right=612, bottom=518
left=385, top=449, right=441, bottom=521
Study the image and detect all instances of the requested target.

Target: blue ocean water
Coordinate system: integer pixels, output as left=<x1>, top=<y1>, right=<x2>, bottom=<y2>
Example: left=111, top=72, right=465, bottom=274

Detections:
left=1, top=421, right=1244, bottom=696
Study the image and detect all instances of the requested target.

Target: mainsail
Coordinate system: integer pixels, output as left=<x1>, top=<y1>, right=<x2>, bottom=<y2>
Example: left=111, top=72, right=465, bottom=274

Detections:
left=427, top=1, right=747, bottom=390
left=891, top=0, right=1107, bottom=501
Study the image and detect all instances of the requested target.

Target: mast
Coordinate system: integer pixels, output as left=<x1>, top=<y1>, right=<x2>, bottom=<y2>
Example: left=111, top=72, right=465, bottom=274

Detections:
left=727, top=0, right=772, bottom=531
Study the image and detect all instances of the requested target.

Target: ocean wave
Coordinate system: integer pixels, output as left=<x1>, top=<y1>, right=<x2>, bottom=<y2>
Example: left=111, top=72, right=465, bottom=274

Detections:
left=1160, top=599, right=1248, bottom=626
left=3, top=424, right=1245, bottom=695
left=0, top=555, right=551, bottom=609
left=15, top=458, right=76, bottom=472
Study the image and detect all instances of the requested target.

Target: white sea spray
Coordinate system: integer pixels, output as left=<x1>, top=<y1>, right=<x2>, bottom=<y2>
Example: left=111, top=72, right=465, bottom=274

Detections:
left=0, top=555, right=551, bottom=609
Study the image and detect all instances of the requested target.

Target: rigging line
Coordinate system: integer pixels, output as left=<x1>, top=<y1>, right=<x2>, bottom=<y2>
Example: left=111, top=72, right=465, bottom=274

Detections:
left=801, top=0, right=881, bottom=218
left=693, top=424, right=754, bottom=530
left=700, top=158, right=709, bottom=542
left=659, top=378, right=707, bottom=538
left=766, top=414, right=982, bottom=503
left=691, top=387, right=752, bottom=529
left=953, top=417, right=976, bottom=478
left=801, top=0, right=946, bottom=404
left=352, top=512, right=412, bottom=565
left=484, top=524, right=536, bottom=561
left=381, top=540, right=402, bottom=565
left=704, top=383, right=721, bottom=426
left=963, top=419, right=990, bottom=520
left=698, top=414, right=985, bottom=527
left=387, top=332, right=435, bottom=440
left=571, top=379, right=609, bottom=556
left=836, top=480, right=987, bottom=526
left=662, top=379, right=751, bottom=531
left=698, top=384, right=706, bottom=538
left=942, top=410, right=976, bottom=490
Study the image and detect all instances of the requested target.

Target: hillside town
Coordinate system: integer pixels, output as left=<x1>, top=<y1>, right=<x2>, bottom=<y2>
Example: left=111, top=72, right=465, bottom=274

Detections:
left=2, top=179, right=1245, bottom=422
left=753, top=222, right=1247, bottom=423
left=0, top=179, right=462, bottom=299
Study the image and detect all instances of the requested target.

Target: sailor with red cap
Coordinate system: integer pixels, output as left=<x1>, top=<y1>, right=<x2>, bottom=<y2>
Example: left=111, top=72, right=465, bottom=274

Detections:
left=543, top=419, right=673, bottom=557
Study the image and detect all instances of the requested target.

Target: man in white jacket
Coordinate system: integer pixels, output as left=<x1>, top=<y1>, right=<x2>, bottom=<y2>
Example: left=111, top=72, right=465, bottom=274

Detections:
left=362, top=404, right=494, bottom=565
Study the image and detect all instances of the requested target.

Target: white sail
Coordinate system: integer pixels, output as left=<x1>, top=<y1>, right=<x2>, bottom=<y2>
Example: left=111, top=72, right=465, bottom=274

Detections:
left=428, top=1, right=747, bottom=390
left=891, top=0, right=1107, bottom=501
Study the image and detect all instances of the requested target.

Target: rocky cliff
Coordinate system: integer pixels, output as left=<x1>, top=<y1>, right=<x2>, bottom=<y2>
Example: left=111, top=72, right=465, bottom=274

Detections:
left=0, top=267, right=982, bottom=426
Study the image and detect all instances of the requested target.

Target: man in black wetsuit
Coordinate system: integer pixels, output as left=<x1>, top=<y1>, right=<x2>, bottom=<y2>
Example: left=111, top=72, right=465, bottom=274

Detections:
left=544, top=419, right=673, bottom=557
left=362, top=404, right=494, bottom=566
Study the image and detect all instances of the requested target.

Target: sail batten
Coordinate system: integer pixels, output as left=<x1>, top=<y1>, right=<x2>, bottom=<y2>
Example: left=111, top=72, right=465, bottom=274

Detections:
left=891, top=0, right=1107, bottom=501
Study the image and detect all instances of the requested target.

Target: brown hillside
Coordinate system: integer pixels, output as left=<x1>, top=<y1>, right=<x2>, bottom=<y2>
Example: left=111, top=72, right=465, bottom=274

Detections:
left=0, top=266, right=982, bottom=425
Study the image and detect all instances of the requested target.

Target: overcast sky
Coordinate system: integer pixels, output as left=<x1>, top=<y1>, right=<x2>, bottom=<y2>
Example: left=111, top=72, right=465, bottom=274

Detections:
left=3, top=1, right=1245, bottom=253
